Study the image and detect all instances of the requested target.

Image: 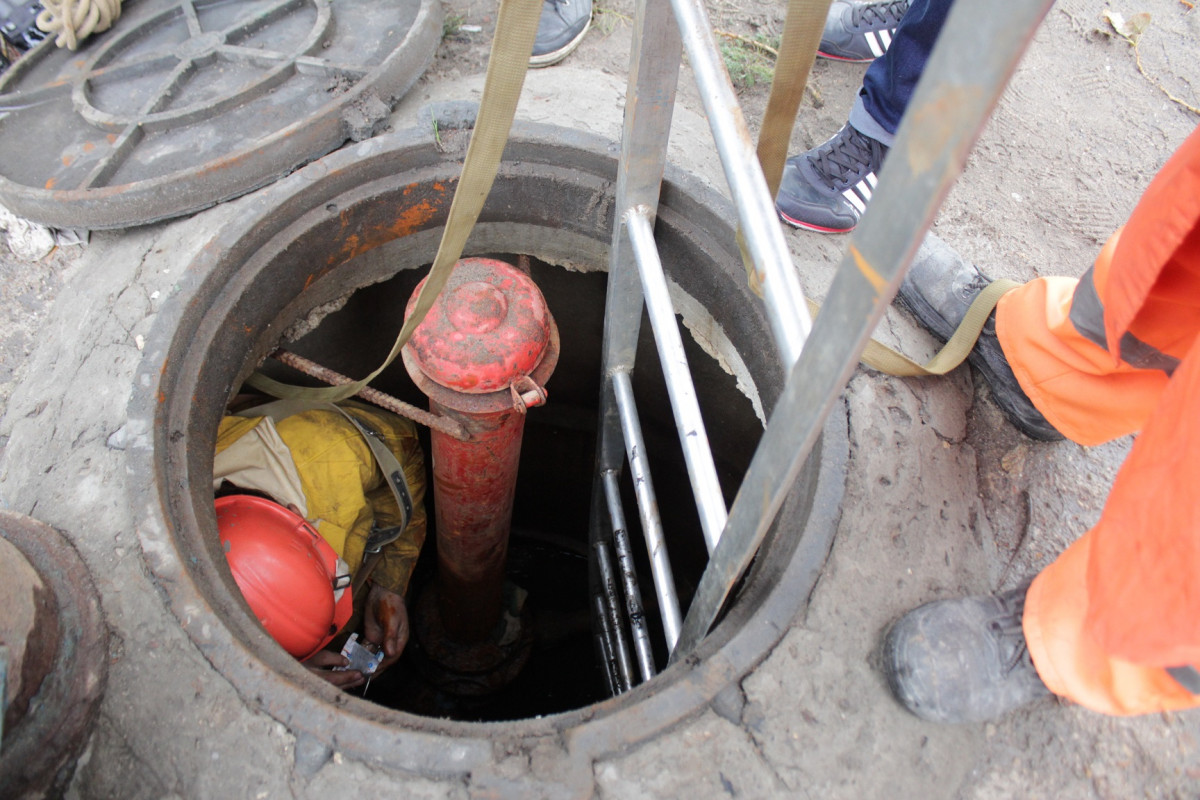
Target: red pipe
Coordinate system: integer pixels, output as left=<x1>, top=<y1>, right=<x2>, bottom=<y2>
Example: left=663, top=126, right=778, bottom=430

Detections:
left=402, top=258, right=558, bottom=644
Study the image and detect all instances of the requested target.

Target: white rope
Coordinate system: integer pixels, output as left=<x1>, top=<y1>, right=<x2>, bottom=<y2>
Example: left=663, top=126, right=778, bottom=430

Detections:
left=36, top=0, right=123, bottom=51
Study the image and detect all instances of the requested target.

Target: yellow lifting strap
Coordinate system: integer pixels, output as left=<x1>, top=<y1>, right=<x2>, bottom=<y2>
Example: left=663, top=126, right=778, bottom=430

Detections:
left=750, top=0, right=1019, bottom=376
left=246, top=0, right=545, bottom=403
left=830, top=278, right=1021, bottom=377
left=757, top=0, right=832, bottom=201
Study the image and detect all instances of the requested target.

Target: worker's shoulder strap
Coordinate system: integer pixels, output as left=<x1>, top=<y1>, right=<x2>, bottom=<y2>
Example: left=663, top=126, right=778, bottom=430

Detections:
left=235, top=399, right=414, bottom=556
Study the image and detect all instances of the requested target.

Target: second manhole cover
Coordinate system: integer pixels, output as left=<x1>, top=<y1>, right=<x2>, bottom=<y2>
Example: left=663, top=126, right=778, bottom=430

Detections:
left=0, top=0, right=442, bottom=230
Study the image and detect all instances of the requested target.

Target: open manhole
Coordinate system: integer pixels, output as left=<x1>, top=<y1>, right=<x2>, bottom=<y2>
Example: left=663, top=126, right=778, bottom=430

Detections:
left=127, top=116, right=846, bottom=783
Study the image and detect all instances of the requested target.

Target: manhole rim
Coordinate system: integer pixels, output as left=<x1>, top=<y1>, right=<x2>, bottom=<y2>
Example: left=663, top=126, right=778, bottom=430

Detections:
left=125, top=120, right=847, bottom=776
left=0, top=511, right=109, bottom=797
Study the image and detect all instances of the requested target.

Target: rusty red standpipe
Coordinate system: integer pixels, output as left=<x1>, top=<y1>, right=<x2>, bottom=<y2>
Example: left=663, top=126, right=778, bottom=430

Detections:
left=402, top=258, right=559, bottom=644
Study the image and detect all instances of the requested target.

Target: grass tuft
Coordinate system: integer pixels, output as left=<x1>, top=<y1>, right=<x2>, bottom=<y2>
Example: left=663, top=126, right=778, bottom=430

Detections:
left=717, top=32, right=781, bottom=92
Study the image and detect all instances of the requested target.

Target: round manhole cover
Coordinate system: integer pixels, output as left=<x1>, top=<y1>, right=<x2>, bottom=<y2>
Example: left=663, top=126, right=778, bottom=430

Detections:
left=0, top=0, right=441, bottom=230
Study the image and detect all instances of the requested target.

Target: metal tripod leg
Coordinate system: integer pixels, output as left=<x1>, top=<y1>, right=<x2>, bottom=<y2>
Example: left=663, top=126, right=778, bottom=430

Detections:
left=671, top=0, right=1058, bottom=660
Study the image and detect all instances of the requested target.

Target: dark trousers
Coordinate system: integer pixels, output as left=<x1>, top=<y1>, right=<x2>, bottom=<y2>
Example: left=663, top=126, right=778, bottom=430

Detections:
left=858, top=0, right=954, bottom=137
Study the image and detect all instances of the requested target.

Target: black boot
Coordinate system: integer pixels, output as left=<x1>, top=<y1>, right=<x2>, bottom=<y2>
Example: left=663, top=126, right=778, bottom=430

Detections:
left=884, top=583, right=1052, bottom=723
left=898, top=234, right=1064, bottom=441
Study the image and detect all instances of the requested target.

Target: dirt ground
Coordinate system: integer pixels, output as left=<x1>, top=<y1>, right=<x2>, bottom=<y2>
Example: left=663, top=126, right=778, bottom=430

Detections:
left=2, top=0, right=1199, bottom=796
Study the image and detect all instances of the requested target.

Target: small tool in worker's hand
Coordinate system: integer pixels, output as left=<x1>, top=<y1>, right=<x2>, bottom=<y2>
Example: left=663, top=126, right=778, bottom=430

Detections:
left=334, top=633, right=383, bottom=677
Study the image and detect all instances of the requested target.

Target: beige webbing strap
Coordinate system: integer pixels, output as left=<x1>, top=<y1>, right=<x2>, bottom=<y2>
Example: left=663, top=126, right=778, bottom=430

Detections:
left=246, top=0, right=544, bottom=404
left=830, top=278, right=1021, bottom=376
left=757, top=0, right=833, bottom=201
left=738, top=0, right=833, bottom=298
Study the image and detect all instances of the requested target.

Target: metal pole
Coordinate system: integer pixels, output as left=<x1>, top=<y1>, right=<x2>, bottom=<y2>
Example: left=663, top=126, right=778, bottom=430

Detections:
left=612, top=371, right=683, bottom=650
left=269, top=349, right=471, bottom=440
left=594, top=536, right=636, bottom=690
left=587, top=0, right=684, bottom=693
left=592, top=593, right=624, bottom=695
left=671, top=0, right=1058, bottom=661
left=668, top=0, right=811, bottom=366
left=602, top=470, right=657, bottom=683
left=625, top=207, right=728, bottom=553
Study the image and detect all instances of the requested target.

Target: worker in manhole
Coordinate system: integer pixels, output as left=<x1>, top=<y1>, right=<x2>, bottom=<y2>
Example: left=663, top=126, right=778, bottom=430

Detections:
left=884, top=126, right=1200, bottom=723
left=211, top=401, right=426, bottom=690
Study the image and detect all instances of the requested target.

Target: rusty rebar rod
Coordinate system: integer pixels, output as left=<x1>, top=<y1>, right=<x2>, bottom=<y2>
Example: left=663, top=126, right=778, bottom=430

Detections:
left=269, top=349, right=471, bottom=441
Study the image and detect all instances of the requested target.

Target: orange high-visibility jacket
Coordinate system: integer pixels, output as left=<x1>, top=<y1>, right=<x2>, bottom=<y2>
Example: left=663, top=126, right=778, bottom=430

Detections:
left=998, top=125, right=1200, bottom=715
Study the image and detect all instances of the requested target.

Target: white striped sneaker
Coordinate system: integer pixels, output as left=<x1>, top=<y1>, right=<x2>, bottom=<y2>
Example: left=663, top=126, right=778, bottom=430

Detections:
left=775, top=123, right=887, bottom=234
left=818, top=0, right=910, bottom=62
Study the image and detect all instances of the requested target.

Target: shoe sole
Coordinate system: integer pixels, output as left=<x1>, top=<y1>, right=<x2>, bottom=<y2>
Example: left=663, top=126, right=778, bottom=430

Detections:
left=816, top=49, right=875, bottom=63
left=778, top=208, right=856, bottom=234
left=529, top=19, right=591, bottom=68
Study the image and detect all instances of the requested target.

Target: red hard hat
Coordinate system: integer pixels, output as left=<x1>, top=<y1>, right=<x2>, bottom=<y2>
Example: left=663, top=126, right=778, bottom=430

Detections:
left=215, top=495, right=353, bottom=660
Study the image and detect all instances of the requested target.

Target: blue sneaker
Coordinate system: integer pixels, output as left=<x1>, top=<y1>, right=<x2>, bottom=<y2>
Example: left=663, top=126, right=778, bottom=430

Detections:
left=776, top=123, right=887, bottom=233
left=818, top=0, right=910, bottom=62
left=530, top=0, right=592, bottom=68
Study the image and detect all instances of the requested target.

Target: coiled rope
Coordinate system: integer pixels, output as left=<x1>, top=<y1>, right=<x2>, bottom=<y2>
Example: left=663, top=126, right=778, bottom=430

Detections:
left=36, top=0, right=122, bottom=51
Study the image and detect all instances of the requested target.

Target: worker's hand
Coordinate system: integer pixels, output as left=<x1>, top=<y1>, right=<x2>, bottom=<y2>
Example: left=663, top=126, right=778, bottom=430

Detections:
left=363, top=584, right=409, bottom=674
left=302, top=649, right=365, bottom=689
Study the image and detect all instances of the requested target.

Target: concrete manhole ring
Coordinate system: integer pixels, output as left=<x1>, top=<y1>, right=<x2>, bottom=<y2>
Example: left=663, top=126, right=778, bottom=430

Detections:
left=124, top=117, right=848, bottom=790
left=0, top=511, right=108, bottom=798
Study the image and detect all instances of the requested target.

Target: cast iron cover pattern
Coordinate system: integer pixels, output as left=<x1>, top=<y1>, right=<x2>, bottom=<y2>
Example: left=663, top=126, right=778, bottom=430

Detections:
left=0, top=0, right=441, bottom=229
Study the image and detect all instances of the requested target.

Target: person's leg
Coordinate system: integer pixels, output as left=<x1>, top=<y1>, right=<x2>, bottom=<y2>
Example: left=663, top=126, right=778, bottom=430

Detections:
left=1023, top=333, right=1200, bottom=716
left=899, top=125, right=1200, bottom=444
left=889, top=344, right=1200, bottom=720
left=852, top=0, right=952, bottom=144
left=995, top=125, right=1200, bottom=445
left=1017, top=127, right=1200, bottom=715
left=887, top=340, right=1200, bottom=721
left=818, top=0, right=911, bottom=63
left=898, top=235, right=1064, bottom=440
left=776, top=0, right=954, bottom=233
left=887, top=127, right=1200, bottom=722
left=530, top=0, right=591, bottom=68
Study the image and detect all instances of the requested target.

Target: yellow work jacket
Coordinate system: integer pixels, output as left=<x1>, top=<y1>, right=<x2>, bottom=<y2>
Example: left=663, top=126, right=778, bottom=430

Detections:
left=213, top=405, right=427, bottom=597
